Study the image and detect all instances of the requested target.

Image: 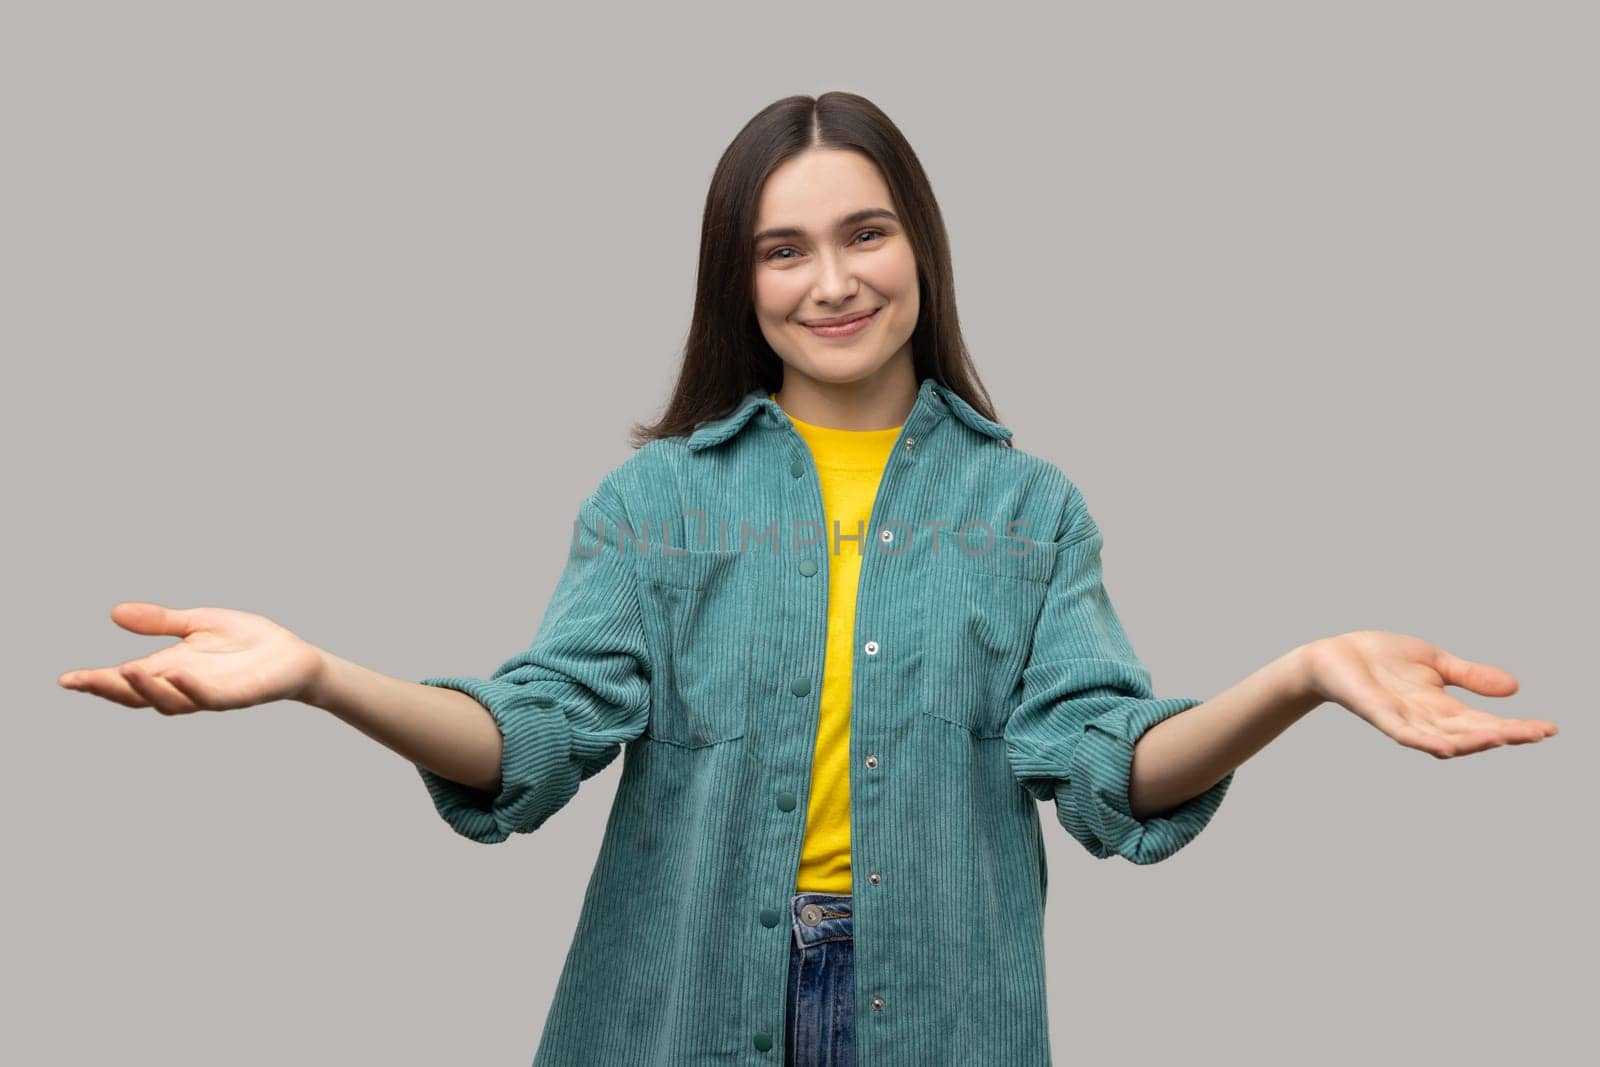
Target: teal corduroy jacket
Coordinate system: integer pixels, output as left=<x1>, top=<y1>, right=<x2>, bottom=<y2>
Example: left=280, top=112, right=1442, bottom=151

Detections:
left=415, top=375, right=1235, bottom=1065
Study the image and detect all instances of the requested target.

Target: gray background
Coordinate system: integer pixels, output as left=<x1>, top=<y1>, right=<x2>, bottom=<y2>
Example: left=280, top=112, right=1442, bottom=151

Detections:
left=7, top=1, right=1593, bottom=1063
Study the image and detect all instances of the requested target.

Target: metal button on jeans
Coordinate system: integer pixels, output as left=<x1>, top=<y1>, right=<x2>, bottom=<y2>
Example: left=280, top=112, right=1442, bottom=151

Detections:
left=800, top=903, right=825, bottom=926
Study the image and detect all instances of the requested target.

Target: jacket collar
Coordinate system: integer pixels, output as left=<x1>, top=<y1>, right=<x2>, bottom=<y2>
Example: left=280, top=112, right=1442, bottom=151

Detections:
left=685, top=376, right=1012, bottom=452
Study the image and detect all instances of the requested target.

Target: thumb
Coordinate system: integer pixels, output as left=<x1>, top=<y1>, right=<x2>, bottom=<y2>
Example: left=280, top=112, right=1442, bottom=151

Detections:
left=1432, top=647, right=1519, bottom=697
left=110, top=601, right=199, bottom=639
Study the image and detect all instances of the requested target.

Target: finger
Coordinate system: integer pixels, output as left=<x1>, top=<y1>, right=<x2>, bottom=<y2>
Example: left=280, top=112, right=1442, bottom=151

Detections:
left=1428, top=705, right=1551, bottom=750
left=1430, top=648, right=1518, bottom=697
left=1492, top=716, right=1558, bottom=744
left=109, top=601, right=201, bottom=640
left=1389, top=720, right=1460, bottom=759
left=59, top=667, right=152, bottom=709
left=1407, top=717, right=1512, bottom=757
left=160, top=669, right=215, bottom=710
left=119, top=662, right=199, bottom=715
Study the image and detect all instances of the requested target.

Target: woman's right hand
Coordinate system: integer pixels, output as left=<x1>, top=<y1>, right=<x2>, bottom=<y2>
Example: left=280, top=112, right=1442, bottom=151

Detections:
left=57, top=601, right=327, bottom=714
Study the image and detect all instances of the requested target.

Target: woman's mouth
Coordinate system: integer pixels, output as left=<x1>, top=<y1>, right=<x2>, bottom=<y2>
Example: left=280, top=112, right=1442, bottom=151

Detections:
left=802, top=307, right=881, bottom=339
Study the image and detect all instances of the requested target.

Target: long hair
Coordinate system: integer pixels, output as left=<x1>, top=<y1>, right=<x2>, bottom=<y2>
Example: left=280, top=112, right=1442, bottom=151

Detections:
left=629, top=91, right=1009, bottom=448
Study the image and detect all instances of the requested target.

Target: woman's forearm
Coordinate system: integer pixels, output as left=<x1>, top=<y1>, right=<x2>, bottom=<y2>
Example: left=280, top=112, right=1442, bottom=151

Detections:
left=300, top=649, right=504, bottom=795
left=1128, top=642, right=1323, bottom=819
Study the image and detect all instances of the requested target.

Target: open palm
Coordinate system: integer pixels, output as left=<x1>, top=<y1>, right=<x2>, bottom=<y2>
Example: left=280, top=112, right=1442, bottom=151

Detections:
left=1306, top=630, right=1558, bottom=758
left=58, top=601, right=323, bottom=714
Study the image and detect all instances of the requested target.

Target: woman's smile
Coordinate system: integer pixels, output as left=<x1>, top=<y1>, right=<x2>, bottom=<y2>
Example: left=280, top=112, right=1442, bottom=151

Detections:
left=801, top=306, right=881, bottom=339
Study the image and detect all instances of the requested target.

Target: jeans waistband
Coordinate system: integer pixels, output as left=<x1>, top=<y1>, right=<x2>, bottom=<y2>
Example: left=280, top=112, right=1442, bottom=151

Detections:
left=790, top=891, right=852, bottom=950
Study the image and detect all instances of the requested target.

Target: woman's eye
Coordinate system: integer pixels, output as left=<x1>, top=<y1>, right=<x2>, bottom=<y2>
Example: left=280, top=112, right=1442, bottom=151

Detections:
left=762, top=229, right=889, bottom=262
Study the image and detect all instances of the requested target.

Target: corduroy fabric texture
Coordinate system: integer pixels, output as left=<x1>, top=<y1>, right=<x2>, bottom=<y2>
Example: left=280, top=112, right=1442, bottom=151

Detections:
left=414, top=375, right=1235, bottom=1065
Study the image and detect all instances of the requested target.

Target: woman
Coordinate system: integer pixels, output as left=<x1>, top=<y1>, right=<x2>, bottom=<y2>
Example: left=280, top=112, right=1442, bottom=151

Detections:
left=58, top=92, right=1557, bottom=1066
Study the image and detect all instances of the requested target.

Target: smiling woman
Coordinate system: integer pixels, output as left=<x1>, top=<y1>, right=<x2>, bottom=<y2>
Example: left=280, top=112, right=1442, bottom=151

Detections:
left=60, top=87, right=1557, bottom=1067
left=630, top=91, right=1009, bottom=451
left=745, top=149, right=927, bottom=422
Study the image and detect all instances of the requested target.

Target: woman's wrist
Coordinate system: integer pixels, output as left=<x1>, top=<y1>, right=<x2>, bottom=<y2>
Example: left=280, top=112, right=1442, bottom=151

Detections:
left=295, top=645, right=337, bottom=708
left=1284, top=638, right=1329, bottom=707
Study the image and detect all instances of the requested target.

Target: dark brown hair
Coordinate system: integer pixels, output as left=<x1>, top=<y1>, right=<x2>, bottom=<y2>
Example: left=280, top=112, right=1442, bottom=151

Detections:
left=628, top=91, right=1010, bottom=449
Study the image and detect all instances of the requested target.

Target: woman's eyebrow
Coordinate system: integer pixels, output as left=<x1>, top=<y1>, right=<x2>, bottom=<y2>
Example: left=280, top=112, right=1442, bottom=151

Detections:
left=753, top=208, right=900, bottom=244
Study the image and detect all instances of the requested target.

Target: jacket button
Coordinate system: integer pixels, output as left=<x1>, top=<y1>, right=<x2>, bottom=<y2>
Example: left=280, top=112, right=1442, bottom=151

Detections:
left=791, top=677, right=811, bottom=697
left=871, top=995, right=885, bottom=1011
left=754, top=1031, right=774, bottom=1051
left=865, top=755, right=879, bottom=769
left=789, top=457, right=805, bottom=478
left=760, top=907, right=781, bottom=928
left=879, top=528, right=894, bottom=543
left=776, top=790, right=797, bottom=812
left=868, top=871, right=882, bottom=885
left=799, top=558, right=818, bottom=576
left=864, top=640, right=879, bottom=655
left=904, top=436, right=916, bottom=448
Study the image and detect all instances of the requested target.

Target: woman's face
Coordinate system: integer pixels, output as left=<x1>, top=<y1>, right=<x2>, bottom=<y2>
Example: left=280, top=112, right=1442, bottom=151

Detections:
left=750, top=148, right=920, bottom=389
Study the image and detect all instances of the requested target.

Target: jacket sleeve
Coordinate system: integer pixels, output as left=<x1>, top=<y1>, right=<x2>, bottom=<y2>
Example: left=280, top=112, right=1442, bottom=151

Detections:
left=1004, top=482, right=1233, bottom=864
left=413, top=477, right=652, bottom=844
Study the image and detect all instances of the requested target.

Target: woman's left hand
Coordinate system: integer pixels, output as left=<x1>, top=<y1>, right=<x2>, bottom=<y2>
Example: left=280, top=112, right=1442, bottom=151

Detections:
left=1302, top=631, right=1558, bottom=758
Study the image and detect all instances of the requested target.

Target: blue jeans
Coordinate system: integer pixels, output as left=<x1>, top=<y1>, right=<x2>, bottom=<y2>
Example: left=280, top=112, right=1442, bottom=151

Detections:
left=785, top=891, right=855, bottom=1066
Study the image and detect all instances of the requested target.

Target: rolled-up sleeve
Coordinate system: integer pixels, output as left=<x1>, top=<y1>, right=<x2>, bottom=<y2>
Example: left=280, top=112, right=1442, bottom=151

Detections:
left=415, top=478, right=652, bottom=844
left=1005, top=483, right=1233, bottom=864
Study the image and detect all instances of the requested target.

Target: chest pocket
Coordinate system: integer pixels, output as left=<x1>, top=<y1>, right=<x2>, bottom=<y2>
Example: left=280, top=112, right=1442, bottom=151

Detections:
left=920, top=540, right=1057, bottom=739
left=635, top=547, right=753, bottom=748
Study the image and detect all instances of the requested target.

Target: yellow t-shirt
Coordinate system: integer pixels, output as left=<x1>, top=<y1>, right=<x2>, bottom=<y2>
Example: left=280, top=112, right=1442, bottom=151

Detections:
left=772, top=393, right=902, bottom=894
